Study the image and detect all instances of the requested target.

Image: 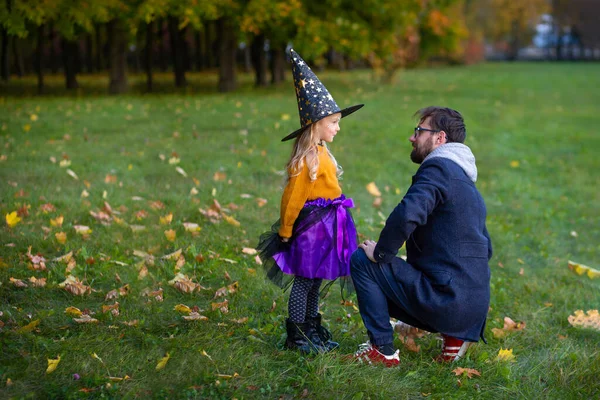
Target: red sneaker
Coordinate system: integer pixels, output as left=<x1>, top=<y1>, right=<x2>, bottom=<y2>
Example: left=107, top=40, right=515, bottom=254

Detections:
left=353, top=342, right=400, bottom=367
left=436, top=334, right=471, bottom=362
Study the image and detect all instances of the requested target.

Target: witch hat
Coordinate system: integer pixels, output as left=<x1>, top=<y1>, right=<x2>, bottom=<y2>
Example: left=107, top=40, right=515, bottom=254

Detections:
left=281, top=48, right=363, bottom=142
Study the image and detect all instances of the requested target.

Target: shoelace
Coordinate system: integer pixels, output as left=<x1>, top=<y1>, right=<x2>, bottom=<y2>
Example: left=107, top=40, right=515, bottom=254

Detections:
left=354, top=341, right=373, bottom=356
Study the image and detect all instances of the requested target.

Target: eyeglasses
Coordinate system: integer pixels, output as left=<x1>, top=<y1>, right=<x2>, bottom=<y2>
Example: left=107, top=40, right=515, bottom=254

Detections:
left=413, top=126, right=440, bottom=139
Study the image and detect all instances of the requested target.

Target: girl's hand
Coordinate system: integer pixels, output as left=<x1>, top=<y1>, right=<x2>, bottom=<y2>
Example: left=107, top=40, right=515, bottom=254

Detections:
left=281, top=236, right=290, bottom=243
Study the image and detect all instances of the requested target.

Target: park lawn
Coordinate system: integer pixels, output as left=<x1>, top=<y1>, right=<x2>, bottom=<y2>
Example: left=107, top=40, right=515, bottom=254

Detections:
left=1, top=62, right=599, bottom=399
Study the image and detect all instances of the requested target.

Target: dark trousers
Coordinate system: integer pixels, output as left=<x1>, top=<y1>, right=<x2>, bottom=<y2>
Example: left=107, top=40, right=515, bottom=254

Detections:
left=350, top=249, right=433, bottom=346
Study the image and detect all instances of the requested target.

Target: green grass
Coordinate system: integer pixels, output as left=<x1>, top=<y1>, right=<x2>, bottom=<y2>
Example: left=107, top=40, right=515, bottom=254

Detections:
left=1, top=63, right=599, bottom=399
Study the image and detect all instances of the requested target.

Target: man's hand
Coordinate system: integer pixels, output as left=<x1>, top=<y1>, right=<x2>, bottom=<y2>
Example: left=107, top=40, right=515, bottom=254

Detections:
left=358, top=239, right=377, bottom=262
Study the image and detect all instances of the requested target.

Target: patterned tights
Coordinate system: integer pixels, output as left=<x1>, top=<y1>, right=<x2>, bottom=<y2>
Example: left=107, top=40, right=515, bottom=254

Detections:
left=288, top=276, right=322, bottom=323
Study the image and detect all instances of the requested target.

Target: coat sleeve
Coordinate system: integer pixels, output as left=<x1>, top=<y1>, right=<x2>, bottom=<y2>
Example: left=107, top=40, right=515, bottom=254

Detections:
left=373, top=161, right=450, bottom=263
left=278, top=163, right=314, bottom=238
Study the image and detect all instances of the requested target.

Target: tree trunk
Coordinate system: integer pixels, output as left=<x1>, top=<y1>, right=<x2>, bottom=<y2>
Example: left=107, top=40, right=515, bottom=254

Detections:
left=159, top=19, right=168, bottom=72
left=251, top=34, right=267, bottom=86
left=62, top=38, right=79, bottom=89
left=108, top=19, right=128, bottom=94
left=270, top=44, right=285, bottom=84
left=205, top=21, right=215, bottom=68
left=168, top=16, right=186, bottom=87
left=95, top=25, right=103, bottom=70
left=12, top=37, right=24, bottom=77
left=85, top=33, right=94, bottom=72
left=194, top=30, right=202, bottom=71
left=217, top=17, right=237, bottom=92
left=145, top=21, right=154, bottom=92
left=507, top=19, right=520, bottom=61
left=36, top=24, right=45, bottom=94
left=1, top=26, right=9, bottom=81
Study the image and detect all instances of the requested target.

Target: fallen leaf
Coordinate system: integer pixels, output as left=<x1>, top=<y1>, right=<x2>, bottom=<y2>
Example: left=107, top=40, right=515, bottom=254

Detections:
left=101, top=302, right=120, bottom=316
left=183, top=222, right=201, bottom=233
left=46, top=356, right=61, bottom=374
left=5, top=211, right=21, bottom=228
left=164, top=229, right=176, bottom=242
left=175, top=167, right=187, bottom=177
left=73, top=314, right=99, bottom=324
left=242, top=248, right=257, bottom=255
left=174, top=304, right=192, bottom=314
left=213, top=171, right=226, bottom=181
left=232, top=317, right=248, bottom=324
left=156, top=353, right=170, bottom=371
left=108, top=375, right=130, bottom=382
left=10, top=277, right=28, bottom=288
left=183, top=312, right=208, bottom=321
left=65, top=307, right=83, bottom=317
left=55, top=231, right=67, bottom=244
left=567, top=309, right=600, bottom=332
left=222, top=214, right=240, bottom=227
left=59, top=275, right=91, bottom=296
left=568, top=260, right=600, bottom=279
left=29, top=276, right=47, bottom=287
left=160, top=213, right=173, bottom=225
left=17, top=319, right=40, bottom=333
left=256, top=198, right=268, bottom=207
left=452, top=367, right=481, bottom=378
left=53, top=251, right=73, bottom=263
left=492, top=316, right=526, bottom=338
left=168, top=273, right=201, bottom=294
left=496, top=348, right=515, bottom=362
left=162, top=249, right=182, bottom=260
left=66, top=169, right=79, bottom=180
left=366, top=182, right=381, bottom=197
left=212, top=299, right=229, bottom=313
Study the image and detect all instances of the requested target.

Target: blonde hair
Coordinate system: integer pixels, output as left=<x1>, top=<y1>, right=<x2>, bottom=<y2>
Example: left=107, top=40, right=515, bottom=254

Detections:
left=283, top=123, right=342, bottom=185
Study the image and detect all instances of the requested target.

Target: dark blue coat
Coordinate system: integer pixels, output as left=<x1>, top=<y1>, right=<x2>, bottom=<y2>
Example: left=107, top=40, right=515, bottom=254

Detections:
left=373, top=157, right=492, bottom=342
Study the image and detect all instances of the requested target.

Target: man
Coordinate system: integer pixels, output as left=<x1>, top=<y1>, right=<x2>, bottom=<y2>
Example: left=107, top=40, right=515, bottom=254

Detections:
left=351, top=106, right=492, bottom=367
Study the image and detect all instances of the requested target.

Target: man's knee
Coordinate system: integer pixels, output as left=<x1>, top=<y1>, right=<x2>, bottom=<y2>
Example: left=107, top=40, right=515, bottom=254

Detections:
left=350, top=249, right=369, bottom=274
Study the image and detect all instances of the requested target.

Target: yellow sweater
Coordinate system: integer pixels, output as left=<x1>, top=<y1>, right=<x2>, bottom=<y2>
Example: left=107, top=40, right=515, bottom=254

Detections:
left=279, top=145, right=342, bottom=238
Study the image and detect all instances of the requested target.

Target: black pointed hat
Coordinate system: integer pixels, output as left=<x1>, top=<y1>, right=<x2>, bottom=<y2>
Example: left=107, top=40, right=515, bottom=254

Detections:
left=281, top=48, right=364, bottom=142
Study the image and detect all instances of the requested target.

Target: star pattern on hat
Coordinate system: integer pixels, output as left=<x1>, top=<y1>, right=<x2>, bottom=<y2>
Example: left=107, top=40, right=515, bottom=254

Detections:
left=290, top=49, right=341, bottom=128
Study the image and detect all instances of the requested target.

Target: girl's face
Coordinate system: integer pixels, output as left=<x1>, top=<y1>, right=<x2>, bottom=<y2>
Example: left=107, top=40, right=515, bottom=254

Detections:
left=315, top=113, right=341, bottom=143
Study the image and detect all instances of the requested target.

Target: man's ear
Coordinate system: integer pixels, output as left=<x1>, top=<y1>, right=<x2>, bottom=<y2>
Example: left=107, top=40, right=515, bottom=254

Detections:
left=438, top=131, right=448, bottom=144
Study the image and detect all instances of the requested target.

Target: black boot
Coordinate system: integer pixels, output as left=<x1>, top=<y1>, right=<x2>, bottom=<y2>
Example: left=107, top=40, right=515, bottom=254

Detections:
left=285, top=318, right=325, bottom=354
left=307, top=314, right=339, bottom=352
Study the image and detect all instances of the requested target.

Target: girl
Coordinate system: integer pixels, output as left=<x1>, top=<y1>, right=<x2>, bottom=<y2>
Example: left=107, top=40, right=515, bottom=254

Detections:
left=257, top=49, right=363, bottom=354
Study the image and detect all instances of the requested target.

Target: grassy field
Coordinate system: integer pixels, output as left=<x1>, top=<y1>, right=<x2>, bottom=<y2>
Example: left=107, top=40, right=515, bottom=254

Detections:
left=1, top=62, right=599, bottom=399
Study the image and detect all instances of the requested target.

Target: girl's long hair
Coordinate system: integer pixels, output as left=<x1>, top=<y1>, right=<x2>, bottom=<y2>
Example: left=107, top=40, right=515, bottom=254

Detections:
left=283, top=123, right=343, bottom=186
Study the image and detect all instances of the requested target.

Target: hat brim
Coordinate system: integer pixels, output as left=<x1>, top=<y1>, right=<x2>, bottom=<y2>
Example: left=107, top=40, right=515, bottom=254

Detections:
left=281, top=104, right=364, bottom=142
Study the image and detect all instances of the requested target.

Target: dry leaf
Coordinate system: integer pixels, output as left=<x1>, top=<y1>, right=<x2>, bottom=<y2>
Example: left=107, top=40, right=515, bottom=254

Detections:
left=222, top=214, right=240, bottom=227
left=452, top=367, right=481, bottom=378
left=29, top=276, right=47, bottom=287
left=213, top=171, right=227, bottom=181
left=65, top=306, right=83, bottom=317
left=105, top=289, right=119, bottom=301
left=50, top=215, right=64, bottom=227
left=372, top=197, right=382, bottom=208
left=162, top=249, right=182, bottom=260
left=138, top=264, right=149, bottom=280
left=168, top=273, right=201, bottom=294
left=59, top=275, right=91, bottom=296
left=101, top=302, right=120, bottom=315
left=10, top=277, right=28, bottom=288
left=175, top=167, right=187, bottom=177
left=568, top=260, right=600, bottom=279
left=17, top=319, right=40, bottom=333
left=164, top=229, right=176, bottom=242
left=567, top=309, right=600, bottom=331
left=496, top=348, right=516, bottom=362
left=155, top=353, right=170, bottom=371
left=256, top=198, right=268, bottom=207
left=183, top=222, right=201, bottom=233
left=183, top=312, right=208, bottom=321
left=53, top=251, right=73, bottom=263
left=160, top=213, right=173, bottom=225
left=212, top=299, right=229, bottom=313
left=73, top=314, right=99, bottom=324
left=366, top=182, right=381, bottom=197
left=46, top=356, right=61, bottom=374
left=492, top=316, right=526, bottom=339
left=55, top=231, right=67, bottom=244
left=174, top=304, right=192, bottom=314
left=242, top=248, right=257, bottom=255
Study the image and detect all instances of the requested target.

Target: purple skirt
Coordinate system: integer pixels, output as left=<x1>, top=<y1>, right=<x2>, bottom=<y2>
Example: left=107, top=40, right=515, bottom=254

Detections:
left=257, top=195, right=358, bottom=288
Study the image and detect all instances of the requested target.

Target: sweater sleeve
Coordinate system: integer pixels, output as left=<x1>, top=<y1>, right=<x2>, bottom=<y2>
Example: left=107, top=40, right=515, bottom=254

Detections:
left=374, top=161, right=449, bottom=263
left=278, top=163, right=314, bottom=238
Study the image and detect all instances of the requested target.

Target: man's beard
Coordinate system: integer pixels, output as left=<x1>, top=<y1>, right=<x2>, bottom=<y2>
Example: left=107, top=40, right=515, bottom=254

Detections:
left=410, top=137, right=434, bottom=164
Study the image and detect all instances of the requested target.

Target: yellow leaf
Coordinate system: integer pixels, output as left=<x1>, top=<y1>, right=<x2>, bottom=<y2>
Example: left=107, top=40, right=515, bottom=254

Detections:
left=55, top=231, right=67, bottom=244
left=183, top=222, right=201, bottom=232
left=366, top=182, right=381, bottom=197
left=46, top=356, right=61, bottom=374
left=510, top=160, right=520, bottom=168
left=496, top=348, right=515, bottom=362
left=18, top=319, right=40, bottom=333
left=5, top=211, right=21, bottom=228
left=160, top=213, right=173, bottom=225
left=568, top=260, right=600, bottom=279
left=73, top=225, right=92, bottom=235
left=30, top=114, right=38, bottom=121
left=222, top=214, right=240, bottom=227
left=50, top=215, right=64, bottom=227
left=568, top=309, right=600, bottom=331
left=109, top=375, right=130, bottom=382
left=174, top=304, right=192, bottom=314
left=155, top=353, right=170, bottom=371
left=65, top=306, right=82, bottom=317
left=164, top=229, right=176, bottom=242
left=29, top=276, right=47, bottom=287
left=162, top=249, right=182, bottom=260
